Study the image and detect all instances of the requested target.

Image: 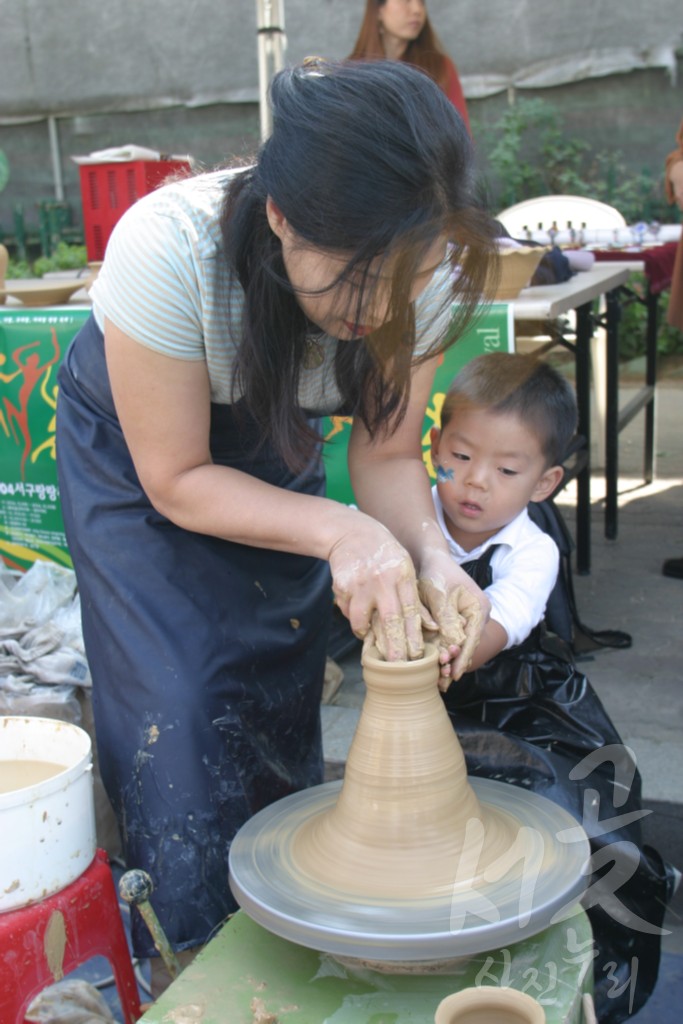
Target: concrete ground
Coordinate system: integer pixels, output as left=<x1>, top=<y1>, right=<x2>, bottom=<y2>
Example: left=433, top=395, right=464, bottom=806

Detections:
left=322, top=355, right=683, bottom=1021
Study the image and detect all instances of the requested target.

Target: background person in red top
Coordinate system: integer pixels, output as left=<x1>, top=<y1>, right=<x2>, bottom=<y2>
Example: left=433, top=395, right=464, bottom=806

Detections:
left=664, top=117, right=683, bottom=333
left=662, top=117, right=683, bottom=579
left=348, top=0, right=471, bottom=134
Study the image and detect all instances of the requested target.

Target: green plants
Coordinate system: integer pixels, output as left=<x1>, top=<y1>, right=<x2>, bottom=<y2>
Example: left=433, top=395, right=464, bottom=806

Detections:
left=475, top=99, right=675, bottom=224
left=482, top=99, right=590, bottom=209
left=0, top=150, right=9, bottom=195
left=5, top=242, right=87, bottom=279
left=5, top=256, right=31, bottom=279
left=33, top=241, right=88, bottom=277
left=618, top=273, right=683, bottom=359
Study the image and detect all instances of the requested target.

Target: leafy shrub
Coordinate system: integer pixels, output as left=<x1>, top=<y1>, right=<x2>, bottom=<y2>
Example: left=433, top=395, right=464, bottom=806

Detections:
left=33, top=242, right=88, bottom=276
left=475, top=99, right=677, bottom=224
left=618, top=273, right=683, bottom=359
left=6, top=242, right=87, bottom=279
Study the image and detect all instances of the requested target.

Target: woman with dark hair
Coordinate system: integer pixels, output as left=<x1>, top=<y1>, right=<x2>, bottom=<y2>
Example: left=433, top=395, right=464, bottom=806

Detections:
left=348, top=0, right=470, bottom=132
left=56, top=57, right=493, bottom=991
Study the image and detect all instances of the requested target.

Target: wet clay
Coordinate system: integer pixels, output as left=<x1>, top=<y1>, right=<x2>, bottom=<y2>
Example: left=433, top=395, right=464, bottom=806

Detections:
left=292, top=645, right=522, bottom=900
left=44, top=909, right=67, bottom=982
left=0, top=760, right=67, bottom=794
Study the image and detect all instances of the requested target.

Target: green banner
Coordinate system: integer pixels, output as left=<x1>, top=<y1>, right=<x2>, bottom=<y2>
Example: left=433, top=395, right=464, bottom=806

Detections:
left=0, top=306, right=90, bottom=571
left=323, top=304, right=513, bottom=505
left=0, top=303, right=512, bottom=570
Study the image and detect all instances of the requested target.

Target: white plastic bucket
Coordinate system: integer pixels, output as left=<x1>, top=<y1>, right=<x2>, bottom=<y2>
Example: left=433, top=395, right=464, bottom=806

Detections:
left=0, top=715, right=96, bottom=912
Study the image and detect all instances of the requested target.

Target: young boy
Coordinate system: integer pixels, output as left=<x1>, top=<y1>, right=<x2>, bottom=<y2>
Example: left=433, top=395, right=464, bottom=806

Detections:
left=432, top=352, right=675, bottom=1023
left=430, top=350, right=577, bottom=672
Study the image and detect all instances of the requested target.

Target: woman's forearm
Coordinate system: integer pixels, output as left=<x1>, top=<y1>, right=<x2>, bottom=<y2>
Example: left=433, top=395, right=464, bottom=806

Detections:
left=350, top=452, right=450, bottom=572
left=155, top=459, right=361, bottom=560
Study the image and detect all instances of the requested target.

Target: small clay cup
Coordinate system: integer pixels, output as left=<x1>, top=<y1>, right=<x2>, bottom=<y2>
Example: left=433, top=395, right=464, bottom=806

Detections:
left=434, top=985, right=546, bottom=1024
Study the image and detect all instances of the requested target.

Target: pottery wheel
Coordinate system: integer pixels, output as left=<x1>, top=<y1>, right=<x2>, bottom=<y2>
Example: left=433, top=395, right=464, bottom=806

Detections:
left=229, top=645, right=590, bottom=963
left=229, top=777, right=589, bottom=962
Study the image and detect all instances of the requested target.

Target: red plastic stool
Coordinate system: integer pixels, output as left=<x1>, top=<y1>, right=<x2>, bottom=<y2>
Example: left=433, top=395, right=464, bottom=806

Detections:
left=0, top=848, right=142, bottom=1024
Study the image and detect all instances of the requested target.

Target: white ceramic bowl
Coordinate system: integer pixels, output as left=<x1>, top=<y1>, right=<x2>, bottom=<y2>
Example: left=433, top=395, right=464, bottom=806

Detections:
left=0, top=279, right=84, bottom=307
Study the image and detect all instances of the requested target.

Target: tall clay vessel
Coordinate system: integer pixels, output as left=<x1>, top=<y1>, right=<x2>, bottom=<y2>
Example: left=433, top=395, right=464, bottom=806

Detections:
left=292, top=644, right=516, bottom=900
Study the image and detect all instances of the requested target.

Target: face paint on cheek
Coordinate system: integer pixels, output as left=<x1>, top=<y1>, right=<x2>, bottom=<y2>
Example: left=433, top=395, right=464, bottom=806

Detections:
left=436, top=465, right=455, bottom=484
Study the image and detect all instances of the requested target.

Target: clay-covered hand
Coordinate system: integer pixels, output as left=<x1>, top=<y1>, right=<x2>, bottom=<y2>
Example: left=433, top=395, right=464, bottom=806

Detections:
left=417, top=553, right=490, bottom=688
left=329, top=520, right=434, bottom=663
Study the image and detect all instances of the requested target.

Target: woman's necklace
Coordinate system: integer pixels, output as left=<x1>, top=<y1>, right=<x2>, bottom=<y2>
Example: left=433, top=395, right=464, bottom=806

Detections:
left=303, top=330, right=325, bottom=370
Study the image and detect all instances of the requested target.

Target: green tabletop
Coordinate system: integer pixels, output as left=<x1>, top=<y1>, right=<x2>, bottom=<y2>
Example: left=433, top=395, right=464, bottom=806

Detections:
left=140, top=908, right=593, bottom=1024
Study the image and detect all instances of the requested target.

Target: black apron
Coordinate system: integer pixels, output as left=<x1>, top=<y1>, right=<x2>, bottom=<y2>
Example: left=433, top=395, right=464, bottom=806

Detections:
left=56, top=315, right=333, bottom=957
left=442, top=546, right=674, bottom=1023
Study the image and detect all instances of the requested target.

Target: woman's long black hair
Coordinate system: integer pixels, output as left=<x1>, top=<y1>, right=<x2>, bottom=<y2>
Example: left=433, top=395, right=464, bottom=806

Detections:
left=221, top=57, right=497, bottom=471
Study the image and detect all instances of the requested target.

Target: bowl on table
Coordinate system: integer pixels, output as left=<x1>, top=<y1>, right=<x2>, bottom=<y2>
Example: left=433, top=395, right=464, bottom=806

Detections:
left=0, top=278, right=85, bottom=307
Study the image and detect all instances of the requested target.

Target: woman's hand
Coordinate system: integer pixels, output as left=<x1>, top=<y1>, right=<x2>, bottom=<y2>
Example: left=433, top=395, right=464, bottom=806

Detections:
left=417, top=548, right=490, bottom=688
left=328, top=516, right=435, bottom=663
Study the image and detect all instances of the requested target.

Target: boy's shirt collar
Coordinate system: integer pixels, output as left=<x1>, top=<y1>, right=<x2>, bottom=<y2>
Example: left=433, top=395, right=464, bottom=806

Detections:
left=431, top=485, right=532, bottom=561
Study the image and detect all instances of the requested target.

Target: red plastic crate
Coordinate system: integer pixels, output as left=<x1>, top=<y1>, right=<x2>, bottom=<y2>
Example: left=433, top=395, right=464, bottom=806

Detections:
left=78, top=158, right=192, bottom=261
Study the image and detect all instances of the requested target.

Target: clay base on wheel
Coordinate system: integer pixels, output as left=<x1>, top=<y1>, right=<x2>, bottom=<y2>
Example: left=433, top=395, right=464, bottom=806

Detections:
left=229, top=645, right=590, bottom=963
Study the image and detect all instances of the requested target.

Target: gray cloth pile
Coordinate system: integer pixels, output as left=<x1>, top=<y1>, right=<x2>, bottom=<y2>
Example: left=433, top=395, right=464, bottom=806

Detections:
left=0, top=561, right=90, bottom=719
left=25, top=979, right=116, bottom=1024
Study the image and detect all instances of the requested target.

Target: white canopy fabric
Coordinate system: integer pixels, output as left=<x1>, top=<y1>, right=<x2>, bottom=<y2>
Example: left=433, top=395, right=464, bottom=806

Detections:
left=0, top=0, right=680, bottom=124
left=461, top=44, right=679, bottom=100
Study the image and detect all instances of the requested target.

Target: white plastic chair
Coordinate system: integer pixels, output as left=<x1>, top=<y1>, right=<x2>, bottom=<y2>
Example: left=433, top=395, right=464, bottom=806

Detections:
left=497, top=194, right=627, bottom=241
left=496, top=195, right=628, bottom=465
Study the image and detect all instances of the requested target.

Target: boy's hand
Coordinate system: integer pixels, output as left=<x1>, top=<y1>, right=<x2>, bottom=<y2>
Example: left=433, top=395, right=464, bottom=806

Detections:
left=418, top=572, right=488, bottom=689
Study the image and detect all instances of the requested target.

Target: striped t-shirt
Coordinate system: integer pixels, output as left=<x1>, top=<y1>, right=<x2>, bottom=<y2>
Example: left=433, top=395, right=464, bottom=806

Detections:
left=91, top=169, right=455, bottom=414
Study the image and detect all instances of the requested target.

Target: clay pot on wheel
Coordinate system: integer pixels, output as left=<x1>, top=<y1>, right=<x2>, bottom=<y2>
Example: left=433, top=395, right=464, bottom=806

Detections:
left=435, top=986, right=546, bottom=1024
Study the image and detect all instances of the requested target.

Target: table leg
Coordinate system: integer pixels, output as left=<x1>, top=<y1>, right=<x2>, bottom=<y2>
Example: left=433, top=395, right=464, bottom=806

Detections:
left=575, top=302, right=593, bottom=574
left=604, top=288, right=620, bottom=540
left=643, top=285, right=658, bottom=484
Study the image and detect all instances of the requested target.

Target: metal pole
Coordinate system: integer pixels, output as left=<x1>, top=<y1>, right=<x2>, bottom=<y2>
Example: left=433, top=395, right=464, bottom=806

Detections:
left=256, top=0, right=286, bottom=140
left=47, top=116, right=64, bottom=201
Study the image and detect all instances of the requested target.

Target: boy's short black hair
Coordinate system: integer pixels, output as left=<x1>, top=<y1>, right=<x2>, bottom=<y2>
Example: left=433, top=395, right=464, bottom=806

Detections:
left=440, top=352, right=578, bottom=467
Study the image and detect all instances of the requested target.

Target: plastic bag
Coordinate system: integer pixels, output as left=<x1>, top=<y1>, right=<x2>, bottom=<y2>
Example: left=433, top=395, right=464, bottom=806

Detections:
left=25, top=978, right=116, bottom=1024
left=0, top=563, right=90, bottom=687
left=449, top=546, right=676, bottom=1023
left=0, top=561, right=77, bottom=631
left=444, top=628, right=675, bottom=1023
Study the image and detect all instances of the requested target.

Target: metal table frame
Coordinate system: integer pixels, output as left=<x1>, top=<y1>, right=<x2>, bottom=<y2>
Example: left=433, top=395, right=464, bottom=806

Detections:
left=511, top=264, right=654, bottom=574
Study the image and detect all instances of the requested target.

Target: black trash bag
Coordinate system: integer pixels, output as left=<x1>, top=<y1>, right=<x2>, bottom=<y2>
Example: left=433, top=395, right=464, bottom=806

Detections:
left=527, top=498, right=632, bottom=653
left=443, top=551, right=676, bottom=1023
left=530, top=245, right=574, bottom=287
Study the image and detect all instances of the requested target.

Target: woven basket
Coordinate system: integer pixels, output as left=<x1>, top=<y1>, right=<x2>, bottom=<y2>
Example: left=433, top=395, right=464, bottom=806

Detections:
left=489, top=246, right=548, bottom=300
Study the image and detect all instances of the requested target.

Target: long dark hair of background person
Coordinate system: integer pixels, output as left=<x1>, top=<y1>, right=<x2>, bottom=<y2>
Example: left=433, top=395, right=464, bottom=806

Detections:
left=348, top=0, right=469, bottom=129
